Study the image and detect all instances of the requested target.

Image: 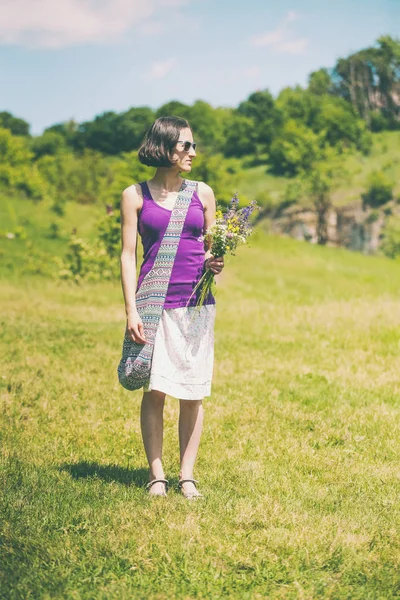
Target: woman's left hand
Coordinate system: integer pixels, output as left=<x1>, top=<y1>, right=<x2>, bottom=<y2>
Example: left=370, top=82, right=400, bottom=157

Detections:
left=206, top=255, right=224, bottom=274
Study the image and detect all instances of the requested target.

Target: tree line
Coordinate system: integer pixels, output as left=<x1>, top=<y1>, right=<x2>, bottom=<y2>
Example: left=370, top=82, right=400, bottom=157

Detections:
left=0, top=35, right=399, bottom=219
left=1, top=36, right=399, bottom=179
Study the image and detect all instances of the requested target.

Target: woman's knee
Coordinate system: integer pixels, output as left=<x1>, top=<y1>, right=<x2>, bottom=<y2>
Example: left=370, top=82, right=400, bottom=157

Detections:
left=143, top=390, right=166, bottom=404
left=179, top=398, right=203, bottom=409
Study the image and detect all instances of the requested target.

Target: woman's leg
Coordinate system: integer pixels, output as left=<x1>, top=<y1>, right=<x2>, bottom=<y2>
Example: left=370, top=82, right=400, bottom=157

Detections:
left=140, top=389, right=167, bottom=494
left=178, top=399, right=204, bottom=496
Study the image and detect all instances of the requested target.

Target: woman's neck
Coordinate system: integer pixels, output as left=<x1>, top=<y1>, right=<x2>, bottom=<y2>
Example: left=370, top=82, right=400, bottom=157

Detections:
left=150, top=168, right=183, bottom=192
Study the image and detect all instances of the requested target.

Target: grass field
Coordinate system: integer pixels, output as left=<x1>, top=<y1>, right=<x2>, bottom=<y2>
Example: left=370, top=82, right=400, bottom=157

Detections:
left=2, top=227, right=400, bottom=598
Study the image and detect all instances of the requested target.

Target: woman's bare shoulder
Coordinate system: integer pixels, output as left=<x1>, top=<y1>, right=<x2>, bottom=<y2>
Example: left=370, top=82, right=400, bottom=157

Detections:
left=121, top=183, right=144, bottom=214
left=196, top=181, right=216, bottom=209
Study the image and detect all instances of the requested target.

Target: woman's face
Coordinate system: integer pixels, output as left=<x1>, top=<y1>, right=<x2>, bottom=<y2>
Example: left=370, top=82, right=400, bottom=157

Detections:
left=170, top=127, right=196, bottom=172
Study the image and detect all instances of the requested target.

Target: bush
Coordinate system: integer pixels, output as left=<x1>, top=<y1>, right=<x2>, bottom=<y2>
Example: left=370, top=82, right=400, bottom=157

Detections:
left=362, top=170, right=393, bottom=208
left=48, top=222, right=60, bottom=239
left=365, top=210, right=380, bottom=224
left=57, top=236, right=118, bottom=283
left=0, top=128, right=49, bottom=200
left=381, top=216, right=400, bottom=259
left=97, top=212, right=121, bottom=258
left=370, top=111, right=390, bottom=132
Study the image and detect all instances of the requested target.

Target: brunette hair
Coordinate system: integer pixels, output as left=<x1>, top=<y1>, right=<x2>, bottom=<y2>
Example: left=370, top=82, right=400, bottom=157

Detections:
left=138, top=116, right=191, bottom=167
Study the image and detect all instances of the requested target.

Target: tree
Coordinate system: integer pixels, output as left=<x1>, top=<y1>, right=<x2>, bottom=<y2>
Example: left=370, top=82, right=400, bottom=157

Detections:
left=269, top=120, right=321, bottom=176
left=331, top=36, right=400, bottom=129
left=76, top=107, right=155, bottom=155
left=308, top=69, right=332, bottom=96
left=186, top=100, right=227, bottom=152
left=189, top=152, right=241, bottom=204
left=237, top=90, right=282, bottom=152
left=119, top=106, right=155, bottom=150
left=0, top=111, right=30, bottom=136
left=312, top=97, right=371, bottom=152
left=374, top=36, right=400, bottom=126
left=45, top=120, right=82, bottom=149
left=31, top=131, right=67, bottom=158
left=276, top=86, right=317, bottom=127
left=223, top=114, right=258, bottom=158
left=156, top=101, right=191, bottom=120
left=302, top=166, right=333, bottom=245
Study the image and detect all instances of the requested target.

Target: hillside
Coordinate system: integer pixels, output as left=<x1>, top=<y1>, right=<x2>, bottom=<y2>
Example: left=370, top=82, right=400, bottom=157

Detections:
left=237, top=130, right=400, bottom=208
left=2, top=232, right=400, bottom=597
left=1, top=131, right=399, bottom=279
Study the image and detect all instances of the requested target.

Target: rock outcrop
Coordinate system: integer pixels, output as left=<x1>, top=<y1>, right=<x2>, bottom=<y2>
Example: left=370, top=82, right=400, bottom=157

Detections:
left=267, top=199, right=395, bottom=254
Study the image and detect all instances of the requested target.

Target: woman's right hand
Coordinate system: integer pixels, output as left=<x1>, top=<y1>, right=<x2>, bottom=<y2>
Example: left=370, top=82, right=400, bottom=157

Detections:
left=126, top=309, right=147, bottom=344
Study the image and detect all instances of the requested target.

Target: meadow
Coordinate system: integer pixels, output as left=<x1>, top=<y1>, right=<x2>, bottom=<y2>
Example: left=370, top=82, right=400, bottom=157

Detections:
left=2, top=224, right=400, bottom=598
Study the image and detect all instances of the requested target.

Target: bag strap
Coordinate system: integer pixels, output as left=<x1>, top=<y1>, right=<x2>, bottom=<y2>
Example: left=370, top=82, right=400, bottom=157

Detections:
left=134, top=178, right=197, bottom=347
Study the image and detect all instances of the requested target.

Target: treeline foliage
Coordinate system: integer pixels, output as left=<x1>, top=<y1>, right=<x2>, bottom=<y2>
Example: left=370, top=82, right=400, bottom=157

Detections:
left=331, top=36, right=400, bottom=131
left=0, top=37, right=397, bottom=205
left=1, top=35, right=399, bottom=276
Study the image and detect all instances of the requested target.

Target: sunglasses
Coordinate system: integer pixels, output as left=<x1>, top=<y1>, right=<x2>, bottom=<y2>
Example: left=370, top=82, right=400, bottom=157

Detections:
left=177, top=140, right=197, bottom=152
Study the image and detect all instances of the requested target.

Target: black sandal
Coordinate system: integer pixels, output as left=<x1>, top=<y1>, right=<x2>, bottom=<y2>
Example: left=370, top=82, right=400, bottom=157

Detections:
left=178, top=478, right=204, bottom=499
left=146, top=478, right=169, bottom=497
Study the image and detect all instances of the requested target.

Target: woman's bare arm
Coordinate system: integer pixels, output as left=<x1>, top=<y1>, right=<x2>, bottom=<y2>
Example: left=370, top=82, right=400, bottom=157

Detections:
left=198, top=181, right=224, bottom=275
left=120, top=185, right=146, bottom=343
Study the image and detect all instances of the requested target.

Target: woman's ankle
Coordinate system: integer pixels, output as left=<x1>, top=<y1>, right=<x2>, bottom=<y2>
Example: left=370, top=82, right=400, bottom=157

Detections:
left=179, top=470, right=194, bottom=481
left=149, top=469, right=165, bottom=481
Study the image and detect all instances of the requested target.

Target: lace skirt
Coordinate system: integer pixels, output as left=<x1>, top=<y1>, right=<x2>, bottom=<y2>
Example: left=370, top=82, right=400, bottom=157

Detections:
left=143, top=304, right=216, bottom=400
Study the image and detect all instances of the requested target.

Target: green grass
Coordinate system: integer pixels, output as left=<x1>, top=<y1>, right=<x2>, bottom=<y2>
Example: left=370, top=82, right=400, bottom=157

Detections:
left=2, top=231, right=400, bottom=598
left=0, top=192, right=106, bottom=278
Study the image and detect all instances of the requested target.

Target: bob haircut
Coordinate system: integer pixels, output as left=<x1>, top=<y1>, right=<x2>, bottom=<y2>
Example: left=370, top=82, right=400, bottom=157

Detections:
left=138, top=116, right=191, bottom=168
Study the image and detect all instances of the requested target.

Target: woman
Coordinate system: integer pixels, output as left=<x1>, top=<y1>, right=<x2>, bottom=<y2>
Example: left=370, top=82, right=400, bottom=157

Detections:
left=120, top=116, right=224, bottom=499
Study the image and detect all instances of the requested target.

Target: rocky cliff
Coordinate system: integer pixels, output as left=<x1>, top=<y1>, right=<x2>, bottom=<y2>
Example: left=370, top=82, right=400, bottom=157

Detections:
left=264, top=199, right=398, bottom=254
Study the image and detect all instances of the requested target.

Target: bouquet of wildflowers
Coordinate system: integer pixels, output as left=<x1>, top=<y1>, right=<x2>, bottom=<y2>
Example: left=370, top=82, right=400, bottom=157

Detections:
left=187, top=194, right=260, bottom=309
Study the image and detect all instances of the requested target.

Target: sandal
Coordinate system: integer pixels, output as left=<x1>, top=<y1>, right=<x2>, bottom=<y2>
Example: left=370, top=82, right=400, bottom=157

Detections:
left=178, top=478, right=204, bottom=500
left=146, top=478, right=169, bottom=497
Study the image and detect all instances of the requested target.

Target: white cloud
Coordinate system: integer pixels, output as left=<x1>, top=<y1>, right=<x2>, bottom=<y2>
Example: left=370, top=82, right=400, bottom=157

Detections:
left=245, top=66, right=261, bottom=77
left=250, top=10, right=308, bottom=55
left=145, top=58, right=177, bottom=80
left=140, top=20, right=165, bottom=35
left=139, top=9, right=201, bottom=37
left=0, top=0, right=189, bottom=48
left=159, top=0, right=189, bottom=6
left=285, top=10, right=299, bottom=23
left=277, top=38, right=308, bottom=55
left=251, top=28, right=286, bottom=48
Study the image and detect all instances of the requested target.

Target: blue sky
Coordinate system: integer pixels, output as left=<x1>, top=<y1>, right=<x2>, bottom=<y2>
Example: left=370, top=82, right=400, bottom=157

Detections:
left=1, top=0, right=399, bottom=135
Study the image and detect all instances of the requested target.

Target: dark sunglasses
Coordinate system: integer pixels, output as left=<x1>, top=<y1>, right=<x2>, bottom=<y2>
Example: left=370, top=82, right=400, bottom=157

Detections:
left=177, top=140, right=197, bottom=152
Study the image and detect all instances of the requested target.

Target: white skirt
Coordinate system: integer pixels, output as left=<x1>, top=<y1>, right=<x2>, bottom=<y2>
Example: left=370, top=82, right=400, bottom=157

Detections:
left=143, top=304, right=216, bottom=400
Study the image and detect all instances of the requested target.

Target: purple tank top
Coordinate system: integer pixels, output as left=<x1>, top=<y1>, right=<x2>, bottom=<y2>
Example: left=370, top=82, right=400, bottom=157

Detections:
left=136, top=181, right=216, bottom=309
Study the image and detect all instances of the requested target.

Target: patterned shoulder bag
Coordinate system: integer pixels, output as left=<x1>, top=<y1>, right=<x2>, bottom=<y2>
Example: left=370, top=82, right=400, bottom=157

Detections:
left=117, top=178, right=197, bottom=391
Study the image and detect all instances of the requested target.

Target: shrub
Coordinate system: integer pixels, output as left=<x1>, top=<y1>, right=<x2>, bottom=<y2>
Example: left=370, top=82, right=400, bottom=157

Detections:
left=365, top=210, right=380, bottom=224
left=381, top=217, right=400, bottom=259
left=370, top=111, right=390, bottom=132
left=362, top=170, right=393, bottom=209
left=57, top=236, right=118, bottom=283
left=97, top=212, right=121, bottom=258
left=48, top=222, right=60, bottom=239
